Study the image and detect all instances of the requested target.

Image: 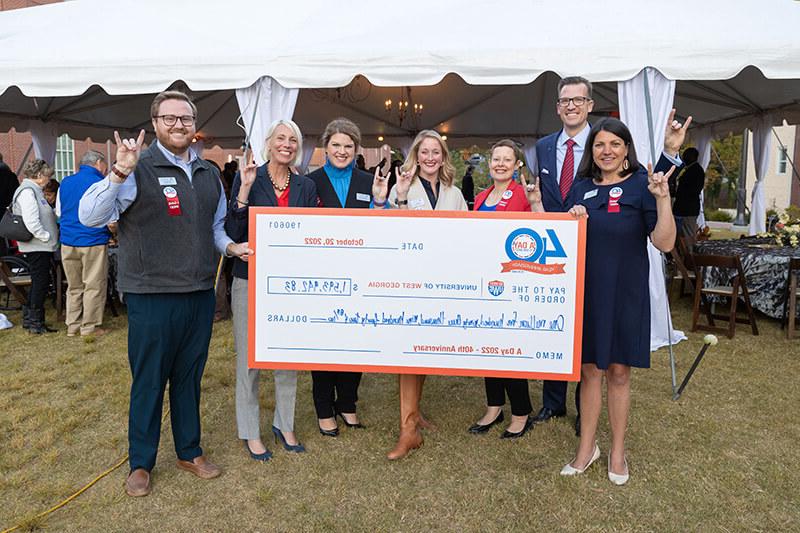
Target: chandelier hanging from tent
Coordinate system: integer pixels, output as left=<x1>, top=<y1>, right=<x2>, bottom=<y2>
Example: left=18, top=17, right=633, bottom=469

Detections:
left=384, top=86, right=423, bottom=129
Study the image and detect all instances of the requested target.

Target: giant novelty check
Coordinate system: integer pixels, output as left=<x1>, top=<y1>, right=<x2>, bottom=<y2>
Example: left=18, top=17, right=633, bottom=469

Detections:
left=248, top=208, right=586, bottom=380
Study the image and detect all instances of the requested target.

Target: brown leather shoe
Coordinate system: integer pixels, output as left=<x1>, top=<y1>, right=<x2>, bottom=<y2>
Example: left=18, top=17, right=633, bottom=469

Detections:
left=125, top=469, right=151, bottom=497
left=176, top=455, right=222, bottom=479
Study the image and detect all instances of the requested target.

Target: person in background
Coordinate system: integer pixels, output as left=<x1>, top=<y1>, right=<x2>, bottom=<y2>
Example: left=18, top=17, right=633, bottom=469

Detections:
left=56, top=150, right=112, bottom=337
left=307, top=117, right=373, bottom=437
left=378, top=129, right=468, bottom=460
left=461, top=165, right=475, bottom=209
left=12, top=159, right=58, bottom=334
left=671, top=147, right=705, bottom=248
left=42, top=178, right=59, bottom=208
left=469, top=140, right=533, bottom=439
left=356, top=153, right=367, bottom=171
left=226, top=119, right=317, bottom=460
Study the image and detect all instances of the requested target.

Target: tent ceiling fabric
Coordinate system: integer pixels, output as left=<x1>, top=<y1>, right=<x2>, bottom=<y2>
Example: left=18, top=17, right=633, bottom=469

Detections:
left=0, top=0, right=799, bottom=148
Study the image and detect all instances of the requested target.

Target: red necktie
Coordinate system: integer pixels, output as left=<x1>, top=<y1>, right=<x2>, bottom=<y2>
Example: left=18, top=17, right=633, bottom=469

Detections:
left=560, top=138, right=576, bottom=201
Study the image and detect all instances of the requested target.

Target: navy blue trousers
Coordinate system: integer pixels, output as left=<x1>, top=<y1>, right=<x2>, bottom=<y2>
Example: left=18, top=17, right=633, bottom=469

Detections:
left=126, top=289, right=215, bottom=471
left=542, top=380, right=581, bottom=415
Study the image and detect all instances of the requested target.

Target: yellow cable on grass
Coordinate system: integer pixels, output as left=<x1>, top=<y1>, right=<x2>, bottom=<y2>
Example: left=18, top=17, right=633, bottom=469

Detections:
left=1, top=455, right=130, bottom=533
left=3, top=264, right=227, bottom=533
left=2, top=409, right=172, bottom=533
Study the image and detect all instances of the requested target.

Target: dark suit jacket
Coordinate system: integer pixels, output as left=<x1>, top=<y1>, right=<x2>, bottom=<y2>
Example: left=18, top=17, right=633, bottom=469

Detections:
left=307, top=167, right=373, bottom=209
left=535, top=128, right=675, bottom=212
left=672, top=162, right=705, bottom=216
left=225, top=165, right=318, bottom=279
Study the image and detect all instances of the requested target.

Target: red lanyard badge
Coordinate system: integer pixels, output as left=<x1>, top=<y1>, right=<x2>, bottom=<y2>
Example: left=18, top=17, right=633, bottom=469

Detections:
left=163, top=186, right=182, bottom=216
left=607, top=186, right=623, bottom=213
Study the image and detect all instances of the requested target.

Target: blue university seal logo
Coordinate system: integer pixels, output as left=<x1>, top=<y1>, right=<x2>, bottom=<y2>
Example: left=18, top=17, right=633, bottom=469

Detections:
left=487, top=280, right=505, bottom=297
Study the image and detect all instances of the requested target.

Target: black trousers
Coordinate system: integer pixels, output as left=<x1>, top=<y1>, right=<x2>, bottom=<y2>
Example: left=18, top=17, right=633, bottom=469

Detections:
left=484, top=377, right=532, bottom=417
left=311, top=371, right=362, bottom=419
left=542, top=380, right=581, bottom=415
left=24, top=251, right=52, bottom=309
left=126, top=289, right=215, bottom=472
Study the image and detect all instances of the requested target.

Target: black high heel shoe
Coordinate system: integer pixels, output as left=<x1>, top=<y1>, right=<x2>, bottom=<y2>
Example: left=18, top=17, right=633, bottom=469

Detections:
left=335, top=410, right=365, bottom=429
left=272, top=426, right=305, bottom=453
left=468, top=411, right=505, bottom=434
left=318, top=423, right=339, bottom=437
left=500, top=415, right=534, bottom=439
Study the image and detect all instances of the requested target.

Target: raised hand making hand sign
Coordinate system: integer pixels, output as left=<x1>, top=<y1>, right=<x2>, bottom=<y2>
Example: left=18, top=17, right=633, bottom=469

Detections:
left=112, top=129, right=146, bottom=179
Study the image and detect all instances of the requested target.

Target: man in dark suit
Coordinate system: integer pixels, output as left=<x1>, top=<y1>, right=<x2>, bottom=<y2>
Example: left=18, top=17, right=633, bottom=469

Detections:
left=533, top=76, right=689, bottom=436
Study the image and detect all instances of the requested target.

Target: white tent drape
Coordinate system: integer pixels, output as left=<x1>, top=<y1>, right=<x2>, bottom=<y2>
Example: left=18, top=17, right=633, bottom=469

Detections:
left=235, top=76, right=299, bottom=166
left=520, top=136, right=539, bottom=175
left=748, top=115, right=773, bottom=235
left=618, top=68, right=686, bottom=351
left=29, top=120, right=57, bottom=166
left=694, top=128, right=714, bottom=229
left=298, top=136, right=317, bottom=174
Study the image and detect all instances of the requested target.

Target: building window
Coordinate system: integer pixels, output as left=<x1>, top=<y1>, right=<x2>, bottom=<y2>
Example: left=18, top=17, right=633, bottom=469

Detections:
left=777, top=147, right=788, bottom=174
left=54, top=134, right=75, bottom=181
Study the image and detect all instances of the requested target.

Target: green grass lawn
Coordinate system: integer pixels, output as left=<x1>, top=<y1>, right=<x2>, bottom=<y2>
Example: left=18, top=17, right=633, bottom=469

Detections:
left=1, top=294, right=798, bottom=532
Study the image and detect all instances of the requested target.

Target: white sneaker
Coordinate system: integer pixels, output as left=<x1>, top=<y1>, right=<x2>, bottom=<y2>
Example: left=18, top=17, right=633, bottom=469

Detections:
left=560, top=443, right=600, bottom=476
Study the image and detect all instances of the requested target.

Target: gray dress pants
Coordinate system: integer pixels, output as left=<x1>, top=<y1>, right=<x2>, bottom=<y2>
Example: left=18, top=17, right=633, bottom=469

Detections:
left=232, top=277, right=297, bottom=439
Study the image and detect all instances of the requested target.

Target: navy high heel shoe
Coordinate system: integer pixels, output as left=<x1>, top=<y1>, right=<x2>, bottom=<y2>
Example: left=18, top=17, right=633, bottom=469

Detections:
left=244, top=440, right=272, bottom=462
left=272, top=426, right=306, bottom=453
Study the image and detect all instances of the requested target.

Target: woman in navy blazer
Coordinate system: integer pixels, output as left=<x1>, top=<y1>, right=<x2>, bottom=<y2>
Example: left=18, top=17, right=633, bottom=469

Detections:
left=305, top=117, right=375, bottom=437
left=226, top=119, right=318, bottom=461
left=469, top=140, right=534, bottom=439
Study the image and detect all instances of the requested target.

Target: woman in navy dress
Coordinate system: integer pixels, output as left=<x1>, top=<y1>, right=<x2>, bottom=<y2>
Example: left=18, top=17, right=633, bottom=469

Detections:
left=528, top=117, right=676, bottom=485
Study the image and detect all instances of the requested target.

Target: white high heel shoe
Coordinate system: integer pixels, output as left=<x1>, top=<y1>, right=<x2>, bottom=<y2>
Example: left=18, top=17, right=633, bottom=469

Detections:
left=607, top=456, right=629, bottom=485
left=560, top=442, right=600, bottom=476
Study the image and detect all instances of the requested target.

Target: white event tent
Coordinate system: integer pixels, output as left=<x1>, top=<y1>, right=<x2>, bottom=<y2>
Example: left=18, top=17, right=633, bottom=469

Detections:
left=1, top=0, right=800, bottom=352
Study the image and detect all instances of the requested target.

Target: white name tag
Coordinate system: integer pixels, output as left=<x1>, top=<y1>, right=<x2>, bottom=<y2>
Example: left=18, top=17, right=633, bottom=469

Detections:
left=158, top=177, right=177, bottom=185
left=410, top=198, right=426, bottom=209
left=356, top=193, right=371, bottom=202
left=583, top=189, right=599, bottom=200
left=541, top=168, right=550, bottom=175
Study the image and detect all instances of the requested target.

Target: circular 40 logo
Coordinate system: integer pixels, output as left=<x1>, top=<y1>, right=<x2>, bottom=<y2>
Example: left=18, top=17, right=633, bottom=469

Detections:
left=505, top=228, right=566, bottom=265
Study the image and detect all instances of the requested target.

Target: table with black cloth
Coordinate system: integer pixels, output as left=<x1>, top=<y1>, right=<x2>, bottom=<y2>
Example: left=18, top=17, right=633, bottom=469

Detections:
left=693, top=238, right=800, bottom=318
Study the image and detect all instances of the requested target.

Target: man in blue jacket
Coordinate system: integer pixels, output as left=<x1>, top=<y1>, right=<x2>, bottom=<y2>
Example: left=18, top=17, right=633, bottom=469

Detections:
left=56, top=150, right=112, bottom=336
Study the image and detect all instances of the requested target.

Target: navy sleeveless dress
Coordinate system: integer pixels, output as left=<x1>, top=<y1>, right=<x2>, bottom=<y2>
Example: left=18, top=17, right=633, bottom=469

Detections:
left=569, top=169, right=657, bottom=369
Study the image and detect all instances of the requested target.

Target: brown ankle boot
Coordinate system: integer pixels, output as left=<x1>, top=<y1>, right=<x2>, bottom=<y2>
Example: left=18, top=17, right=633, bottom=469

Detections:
left=387, top=374, right=423, bottom=460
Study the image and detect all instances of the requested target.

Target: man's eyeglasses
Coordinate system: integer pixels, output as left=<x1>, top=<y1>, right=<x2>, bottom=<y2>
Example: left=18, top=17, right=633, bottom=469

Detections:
left=154, top=114, right=196, bottom=127
left=556, top=97, right=591, bottom=108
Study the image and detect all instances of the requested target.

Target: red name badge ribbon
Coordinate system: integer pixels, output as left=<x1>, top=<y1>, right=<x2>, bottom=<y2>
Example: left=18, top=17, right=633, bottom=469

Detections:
left=607, top=186, right=623, bottom=213
left=163, top=186, right=182, bottom=216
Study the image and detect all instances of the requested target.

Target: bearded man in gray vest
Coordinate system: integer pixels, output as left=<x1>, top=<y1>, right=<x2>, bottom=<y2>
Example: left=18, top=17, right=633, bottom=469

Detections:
left=80, top=90, right=251, bottom=497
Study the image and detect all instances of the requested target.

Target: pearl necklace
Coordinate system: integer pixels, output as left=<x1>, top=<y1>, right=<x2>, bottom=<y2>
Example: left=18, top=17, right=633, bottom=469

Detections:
left=267, top=166, right=291, bottom=192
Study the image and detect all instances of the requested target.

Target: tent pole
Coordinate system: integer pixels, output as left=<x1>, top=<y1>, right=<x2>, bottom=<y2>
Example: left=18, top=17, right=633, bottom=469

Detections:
left=734, top=129, right=749, bottom=225
left=641, top=69, right=678, bottom=393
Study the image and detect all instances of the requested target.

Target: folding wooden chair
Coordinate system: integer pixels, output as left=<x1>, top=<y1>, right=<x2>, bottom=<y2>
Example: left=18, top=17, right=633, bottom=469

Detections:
left=781, top=257, right=800, bottom=339
left=691, top=253, right=759, bottom=339
left=670, top=236, right=696, bottom=299
left=0, top=255, right=31, bottom=310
